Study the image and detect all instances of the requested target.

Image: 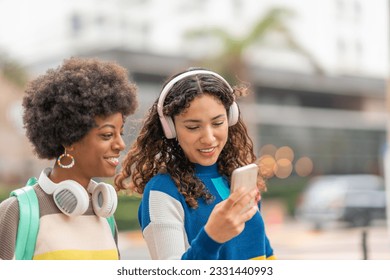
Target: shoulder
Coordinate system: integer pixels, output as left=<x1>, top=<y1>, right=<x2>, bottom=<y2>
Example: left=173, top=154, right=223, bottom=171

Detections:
left=0, top=195, right=20, bottom=259
left=144, top=173, right=180, bottom=197
left=0, top=186, right=40, bottom=228
left=148, top=172, right=175, bottom=186
left=140, top=173, right=188, bottom=212
left=0, top=196, right=19, bottom=219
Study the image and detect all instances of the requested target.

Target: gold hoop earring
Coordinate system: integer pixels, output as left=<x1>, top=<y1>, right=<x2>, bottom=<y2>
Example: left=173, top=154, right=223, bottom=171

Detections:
left=57, top=150, right=75, bottom=169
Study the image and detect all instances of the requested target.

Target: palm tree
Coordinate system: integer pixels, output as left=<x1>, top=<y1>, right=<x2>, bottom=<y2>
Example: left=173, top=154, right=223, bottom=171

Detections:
left=185, top=7, right=324, bottom=84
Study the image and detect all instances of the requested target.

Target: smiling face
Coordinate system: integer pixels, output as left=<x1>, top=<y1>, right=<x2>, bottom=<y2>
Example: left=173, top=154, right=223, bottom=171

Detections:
left=174, top=94, right=229, bottom=166
left=62, top=112, right=126, bottom=185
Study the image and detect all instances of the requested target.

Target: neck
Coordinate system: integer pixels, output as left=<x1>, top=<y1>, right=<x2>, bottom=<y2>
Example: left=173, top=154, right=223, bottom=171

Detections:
left=49, top=165, right=90, bottom=189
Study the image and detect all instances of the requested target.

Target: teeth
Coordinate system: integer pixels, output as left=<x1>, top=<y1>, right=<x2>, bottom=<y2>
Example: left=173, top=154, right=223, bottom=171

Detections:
left=107, top=157, right=119, bottom=164
left=200, top=148, right=214, bottom=153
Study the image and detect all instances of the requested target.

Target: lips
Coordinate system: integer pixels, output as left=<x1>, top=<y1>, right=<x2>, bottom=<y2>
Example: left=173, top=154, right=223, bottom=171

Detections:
left=105, top=156, right=120, bottom=167
left=200, top=147, right=214, bottom=152
left=199, top=147, right=216, bottom=155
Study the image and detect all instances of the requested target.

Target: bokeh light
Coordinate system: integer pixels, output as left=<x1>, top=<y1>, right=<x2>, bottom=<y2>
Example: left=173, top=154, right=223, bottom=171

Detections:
left=274, top=158, right=293, bottom=179
left=259, top=144, right=277, bottom=157
left=275, top=146, right=294, bottom=162
left=295, top=156, right=314, bottom=177
left=259, top=144, right=313, bottom=179
left=258, top=155, right=276, bottom=178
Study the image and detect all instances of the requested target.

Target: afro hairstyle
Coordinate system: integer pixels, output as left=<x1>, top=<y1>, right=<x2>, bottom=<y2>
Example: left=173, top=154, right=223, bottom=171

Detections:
left=23, top=57, right=138, bottom=159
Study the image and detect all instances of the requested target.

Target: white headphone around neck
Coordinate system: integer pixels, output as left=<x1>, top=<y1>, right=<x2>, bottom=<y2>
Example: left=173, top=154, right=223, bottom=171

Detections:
left=157, top=69, right=240, bottom=139
left=38, top=168, right=117, bottom=218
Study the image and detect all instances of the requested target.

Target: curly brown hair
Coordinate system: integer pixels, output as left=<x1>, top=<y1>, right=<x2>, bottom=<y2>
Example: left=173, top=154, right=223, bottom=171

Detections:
left=115, top=68, right=265, bottom=208
left=23, top=57, right=138, bottom=159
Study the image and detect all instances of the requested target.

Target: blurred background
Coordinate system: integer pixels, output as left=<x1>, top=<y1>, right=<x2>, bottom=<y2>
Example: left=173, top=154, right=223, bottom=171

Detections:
left=0, top=0, right=389, bottom=259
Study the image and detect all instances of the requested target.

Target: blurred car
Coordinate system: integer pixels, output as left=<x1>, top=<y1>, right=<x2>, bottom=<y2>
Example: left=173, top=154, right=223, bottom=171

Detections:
left=295, top=174, right=386, bottom=228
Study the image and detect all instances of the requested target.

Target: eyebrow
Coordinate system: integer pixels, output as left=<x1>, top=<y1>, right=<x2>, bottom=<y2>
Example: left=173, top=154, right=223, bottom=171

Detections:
left=98, top=124, right=123, bottom=130
left=183, top=114, right=225, bottom=123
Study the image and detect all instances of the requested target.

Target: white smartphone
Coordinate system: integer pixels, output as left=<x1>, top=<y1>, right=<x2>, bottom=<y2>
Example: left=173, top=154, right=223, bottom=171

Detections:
left=231, top=163, right=258, bottom=192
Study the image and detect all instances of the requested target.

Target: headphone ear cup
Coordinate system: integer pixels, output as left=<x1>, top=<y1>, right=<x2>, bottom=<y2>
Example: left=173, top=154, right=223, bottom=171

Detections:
left=159, top=115, right=176, bottom=139
left=228, top=101, right=239, bottom=126
left=52, top=181, right=90, bottom=217
left=91, top=183, right=118, bottom=218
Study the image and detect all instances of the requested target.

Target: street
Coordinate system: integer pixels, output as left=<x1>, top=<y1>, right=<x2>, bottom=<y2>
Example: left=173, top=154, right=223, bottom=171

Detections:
left=118, top=219, right=390, bottom=260
left=266, top=219, right=390, bottom=260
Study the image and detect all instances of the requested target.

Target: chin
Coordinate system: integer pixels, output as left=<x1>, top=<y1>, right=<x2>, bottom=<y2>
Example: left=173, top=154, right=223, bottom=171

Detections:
left=107, top=171, right=117, bottom=177
left=99, top=170, right=116, bottom=178
left=198, top=158, right=218, bottom=166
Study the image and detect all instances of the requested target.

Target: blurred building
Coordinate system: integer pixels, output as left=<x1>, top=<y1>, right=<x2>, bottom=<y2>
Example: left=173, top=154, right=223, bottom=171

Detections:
left=0, top=0, right=388, bottom=180
left=0, top=74, right=50, bottom=184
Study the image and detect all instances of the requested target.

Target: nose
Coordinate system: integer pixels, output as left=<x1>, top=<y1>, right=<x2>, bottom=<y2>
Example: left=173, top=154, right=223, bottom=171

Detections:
left=113, top=134, right=126, bottom=151
left=200, top=126, right=216, bottom=145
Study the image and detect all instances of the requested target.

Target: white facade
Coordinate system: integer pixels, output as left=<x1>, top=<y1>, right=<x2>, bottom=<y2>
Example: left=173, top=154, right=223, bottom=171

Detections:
left=0, top=0, right=388, bottom=78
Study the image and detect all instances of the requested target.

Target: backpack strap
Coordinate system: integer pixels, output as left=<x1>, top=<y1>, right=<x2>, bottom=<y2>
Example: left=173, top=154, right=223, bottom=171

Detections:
left=10, top=178, right=40, bottom=260
left=106, top=215, right=116, bottom=237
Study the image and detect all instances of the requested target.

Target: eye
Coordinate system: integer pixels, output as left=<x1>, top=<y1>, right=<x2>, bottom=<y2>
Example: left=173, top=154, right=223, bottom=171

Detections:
left=101, top=133, right=113, bottom=140
left=186, top=126, right=199, bottom=130
left=213, top=121, right=224, bottom=127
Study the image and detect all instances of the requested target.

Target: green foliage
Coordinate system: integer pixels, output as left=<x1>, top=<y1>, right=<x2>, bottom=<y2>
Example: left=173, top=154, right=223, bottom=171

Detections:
left=0, top=188, right=9, bottom=203
left=186, top=7, right=295, bottom=56
left=1, top=60, right=28, bottom=88
left=114, top=195, right=141, bottom=231
left=185, top=6, right=324, bottom=81
left=262, top=176, right=309, bottom=216
left=0, top=55, right=28, bottom=88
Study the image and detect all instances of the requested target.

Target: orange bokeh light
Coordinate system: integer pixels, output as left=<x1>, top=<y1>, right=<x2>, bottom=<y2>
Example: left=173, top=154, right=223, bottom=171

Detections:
left=258, top=155, right=276, bottom=178
left=274, top=158, right=293, bottom=179
left=295, top=156, right=314, bottom=177
left=275, top=146, right=294, bottom=162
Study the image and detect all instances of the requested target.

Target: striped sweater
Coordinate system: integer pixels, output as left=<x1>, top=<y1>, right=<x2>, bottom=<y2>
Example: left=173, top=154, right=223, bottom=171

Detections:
left=138, top=163, right=275, bottom=260
left=0, top=184, right=119, bottom=260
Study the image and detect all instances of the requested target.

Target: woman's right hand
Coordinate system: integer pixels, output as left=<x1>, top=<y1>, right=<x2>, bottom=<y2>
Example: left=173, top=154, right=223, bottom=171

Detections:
left=204, top=187, right=259, bottom=243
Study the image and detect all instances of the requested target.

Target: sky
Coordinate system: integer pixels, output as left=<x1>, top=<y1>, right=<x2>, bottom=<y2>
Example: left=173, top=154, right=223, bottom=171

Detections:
left=0, top=0, right=68, bottom=61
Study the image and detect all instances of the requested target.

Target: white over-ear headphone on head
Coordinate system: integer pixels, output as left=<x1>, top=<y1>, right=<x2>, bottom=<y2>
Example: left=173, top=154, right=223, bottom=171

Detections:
left=157, top=69, right=240, bottom=139
left=38, top=168, right=118, bottom=218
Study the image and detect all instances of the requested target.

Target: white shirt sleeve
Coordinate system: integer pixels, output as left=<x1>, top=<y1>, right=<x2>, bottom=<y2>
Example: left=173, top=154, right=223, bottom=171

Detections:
left=142, top=191, right=189, bottom=260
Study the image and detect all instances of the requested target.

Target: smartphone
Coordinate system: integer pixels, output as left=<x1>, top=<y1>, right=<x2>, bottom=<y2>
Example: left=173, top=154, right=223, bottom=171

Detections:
left=231, top=163, right=258, bottom=192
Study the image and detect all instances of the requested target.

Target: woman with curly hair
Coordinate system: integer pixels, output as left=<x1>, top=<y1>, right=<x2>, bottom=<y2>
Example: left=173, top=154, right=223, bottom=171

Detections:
left=116, top=68, right=275, bottom=260
left=0, top=57, right=138, bottom=260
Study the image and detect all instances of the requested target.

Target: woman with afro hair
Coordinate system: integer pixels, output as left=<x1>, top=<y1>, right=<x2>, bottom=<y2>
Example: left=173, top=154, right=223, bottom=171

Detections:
left=0, top=57, right=138, bottom=260
left=116, top=68, right=275, bottom=260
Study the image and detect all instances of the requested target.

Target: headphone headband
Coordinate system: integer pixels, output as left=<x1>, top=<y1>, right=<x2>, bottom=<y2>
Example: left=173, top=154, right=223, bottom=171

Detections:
left=157, top=70, right=233, bottom=118
left=157, top=69, right=239, bottom=139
